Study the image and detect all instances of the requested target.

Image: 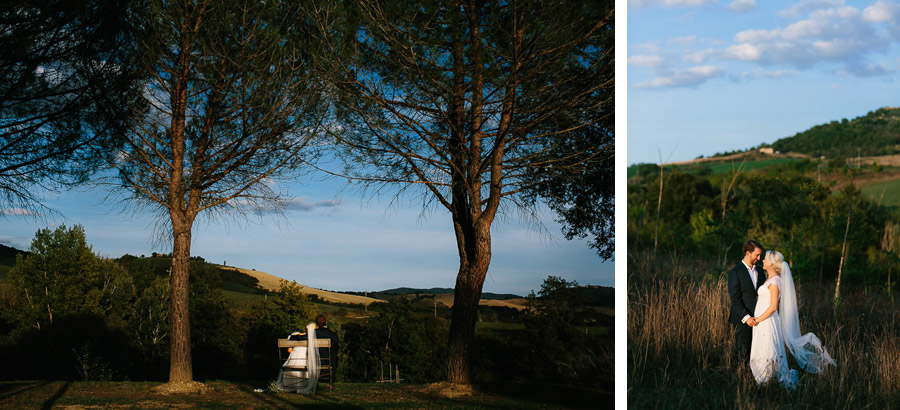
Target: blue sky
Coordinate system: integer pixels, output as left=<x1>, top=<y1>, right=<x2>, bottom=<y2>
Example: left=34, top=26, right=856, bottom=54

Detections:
left=628, top=0, right=900, bottom=165
left=1, top=175, right=610, bottom=296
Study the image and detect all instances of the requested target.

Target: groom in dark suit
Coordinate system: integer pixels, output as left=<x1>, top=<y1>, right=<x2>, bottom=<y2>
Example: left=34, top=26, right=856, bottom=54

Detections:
left=728, top=239, right=764, bottom=367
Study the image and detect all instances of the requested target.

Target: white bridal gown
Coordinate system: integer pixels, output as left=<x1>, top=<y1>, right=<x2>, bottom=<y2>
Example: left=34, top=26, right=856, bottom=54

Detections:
left=749, top=276, right=799, bottom=388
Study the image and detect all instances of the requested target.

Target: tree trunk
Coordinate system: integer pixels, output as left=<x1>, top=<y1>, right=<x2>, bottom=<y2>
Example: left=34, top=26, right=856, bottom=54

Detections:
left=168, top=220, right=193, bottom=384
left=447, top=218, right=491, bottom=385
left=165, top=20, right=194, bottom=385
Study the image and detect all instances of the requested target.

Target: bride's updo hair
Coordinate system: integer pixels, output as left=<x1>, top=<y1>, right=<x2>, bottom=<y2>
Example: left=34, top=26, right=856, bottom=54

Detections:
left=765, top=250, right=784, bottom=274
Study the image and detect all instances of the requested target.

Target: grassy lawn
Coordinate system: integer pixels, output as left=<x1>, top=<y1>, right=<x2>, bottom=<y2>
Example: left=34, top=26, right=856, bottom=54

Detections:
left=860, top=177, right=900, bottom=207
left=0, top=380, right=609, bottom=409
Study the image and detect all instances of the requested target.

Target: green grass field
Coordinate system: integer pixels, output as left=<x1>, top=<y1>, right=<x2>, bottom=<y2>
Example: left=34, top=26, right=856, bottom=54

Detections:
left=860, top=178, right=900, bottom=207
left=628, top=157, right=800, bottom=179
left=702, top=157, right=795, bottom=174
left=0, top=380, right=608, bottom=409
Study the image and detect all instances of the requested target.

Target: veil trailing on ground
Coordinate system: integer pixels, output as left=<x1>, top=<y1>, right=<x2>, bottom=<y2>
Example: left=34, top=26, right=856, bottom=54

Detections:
left=276, top=322, right=319, bottom=393
left=778, top=261, right=836, bottom=373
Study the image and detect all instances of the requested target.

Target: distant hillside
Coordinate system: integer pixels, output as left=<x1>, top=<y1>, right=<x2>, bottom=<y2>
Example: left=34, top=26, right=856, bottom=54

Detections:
left=771, top=107, right=900, bottom=158
left=0, top=243, right=28, bottom=268
left=0, top=244, right=28, bottom=279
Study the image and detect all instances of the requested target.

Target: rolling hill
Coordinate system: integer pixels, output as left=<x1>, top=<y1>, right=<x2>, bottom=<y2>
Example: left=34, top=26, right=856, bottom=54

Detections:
left=770, top=107, right=900, bottom=158
left=218, top=266, right=386, bottom=306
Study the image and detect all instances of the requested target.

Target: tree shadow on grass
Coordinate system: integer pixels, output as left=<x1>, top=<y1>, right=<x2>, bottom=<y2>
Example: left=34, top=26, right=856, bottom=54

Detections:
left=41, top=381, right=71, bottom=410
left=0, top=381, right=52, bottom=401
left=230, top=381, right=366, bottom=409
left=476, top=382, right=612, bottom=410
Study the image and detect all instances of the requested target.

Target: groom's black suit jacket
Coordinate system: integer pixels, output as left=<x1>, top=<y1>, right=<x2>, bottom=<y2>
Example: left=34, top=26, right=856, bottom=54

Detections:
left=727, top=261, right=763, bottom=325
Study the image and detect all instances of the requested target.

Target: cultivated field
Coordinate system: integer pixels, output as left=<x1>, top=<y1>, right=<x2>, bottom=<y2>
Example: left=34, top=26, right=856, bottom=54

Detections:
left=860, top=177, right=900, bottom=207
left=219, top=266, right=386, bottom=306
left=432, top=293, right=529, bottom=310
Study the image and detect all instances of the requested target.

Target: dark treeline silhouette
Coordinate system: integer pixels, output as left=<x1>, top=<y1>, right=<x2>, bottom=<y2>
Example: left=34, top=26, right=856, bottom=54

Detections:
left=0, top=225, right=611, bottom=388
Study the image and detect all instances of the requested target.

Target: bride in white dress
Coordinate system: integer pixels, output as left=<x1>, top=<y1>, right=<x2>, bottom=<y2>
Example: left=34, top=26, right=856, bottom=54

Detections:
left=749, top=251, right=835, bottom=388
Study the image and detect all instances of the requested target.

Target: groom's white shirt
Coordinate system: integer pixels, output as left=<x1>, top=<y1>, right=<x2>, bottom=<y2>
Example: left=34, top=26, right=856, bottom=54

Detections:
left=740, top=259, right=758, bottom=324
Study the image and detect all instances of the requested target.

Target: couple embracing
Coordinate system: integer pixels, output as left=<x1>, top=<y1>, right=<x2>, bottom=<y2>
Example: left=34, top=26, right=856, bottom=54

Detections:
left=728, top=240, right=836, bottom=388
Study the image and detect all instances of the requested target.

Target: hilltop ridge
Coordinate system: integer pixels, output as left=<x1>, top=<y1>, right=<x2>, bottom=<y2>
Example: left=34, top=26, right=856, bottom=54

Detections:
left=770, top=107, right=900, bottom=158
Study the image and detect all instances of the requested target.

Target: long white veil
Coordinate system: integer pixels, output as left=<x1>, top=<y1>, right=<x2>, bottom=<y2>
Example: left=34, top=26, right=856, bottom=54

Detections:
left=779, top=261, right=836, bottom=373
left=276, top=322, right=320, bottom=393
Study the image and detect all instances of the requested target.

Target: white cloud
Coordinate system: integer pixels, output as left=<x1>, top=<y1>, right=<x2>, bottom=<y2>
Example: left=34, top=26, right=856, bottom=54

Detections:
left=718, top=2, right=891, bottom=75
left=0, top=235, right=30, bottom=250
left=781, top=18, right=824, bottom=40
left=863, top=0, right=900, bottom=22
left=729, top=0, right=756, bottom=13
left=631, top=0, right=900, bottom=91
left=1, top=208, right=38, bottom=216
left=629, top=0, right=716, bottom=7
left=668, top=35, right=698, bottom=46
left=724, top=43, right=763, bottom=61
left=735, top=29, right=779, bottom=43
left=282, top=197, right=341, bottom=212
left=812, top=38, right=857, bottom=57
left=740, top=69, right=797, bottom=79
left=678, top=11, right=697, bottom=23
left=842, top=61, right=895, bottom=77
left=628, top=54, right=665, bottom=67
left=684, top=49, right=717, bottom=64
left=778, top=0, right=845, bottom=18
left=633, top=65, right=724, bottom=88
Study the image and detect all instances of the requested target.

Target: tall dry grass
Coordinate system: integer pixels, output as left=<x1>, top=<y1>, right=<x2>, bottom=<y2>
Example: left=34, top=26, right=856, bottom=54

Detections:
left=628, top=251, right=900, bottom=409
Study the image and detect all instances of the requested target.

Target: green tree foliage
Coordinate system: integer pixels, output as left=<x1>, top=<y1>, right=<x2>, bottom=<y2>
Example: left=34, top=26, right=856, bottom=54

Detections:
left=627, top=170, right=718, bottom=251
left=521, top=276, right=611, bottom=387
left=131, top=274, right=170, bottom=378
left=262, top=281, right=316, bottom=335
left=341, top=297, right=449, bottom=383
left=7, top=225, right=134, bottom=331
left=690, top=209, right=719, bottom=255
left=3, top=225, right=136, bottom=380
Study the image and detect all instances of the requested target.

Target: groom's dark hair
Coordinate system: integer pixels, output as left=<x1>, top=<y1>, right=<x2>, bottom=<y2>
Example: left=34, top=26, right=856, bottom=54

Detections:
left=742, top=240, right=763, bottom=255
